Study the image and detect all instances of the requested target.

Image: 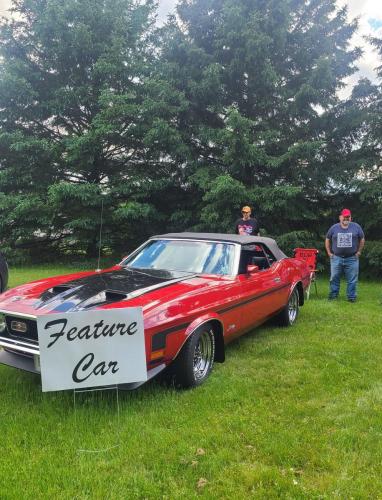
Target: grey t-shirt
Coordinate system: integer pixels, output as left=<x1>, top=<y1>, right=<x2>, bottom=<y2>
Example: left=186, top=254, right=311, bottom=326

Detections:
left=326, top=222, right=365, bottom=256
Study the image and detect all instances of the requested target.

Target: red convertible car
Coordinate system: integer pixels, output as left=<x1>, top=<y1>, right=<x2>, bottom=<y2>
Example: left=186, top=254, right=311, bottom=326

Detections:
left=0, top=233, right=311, bottom=389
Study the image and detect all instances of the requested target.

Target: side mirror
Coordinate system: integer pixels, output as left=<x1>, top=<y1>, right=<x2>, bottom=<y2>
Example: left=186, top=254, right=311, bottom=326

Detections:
left=247, top=264, right=259, bottom=275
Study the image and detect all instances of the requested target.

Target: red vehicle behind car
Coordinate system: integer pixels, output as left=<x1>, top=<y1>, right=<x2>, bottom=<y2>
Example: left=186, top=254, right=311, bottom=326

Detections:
left=0, top=233, right=311, bottom=389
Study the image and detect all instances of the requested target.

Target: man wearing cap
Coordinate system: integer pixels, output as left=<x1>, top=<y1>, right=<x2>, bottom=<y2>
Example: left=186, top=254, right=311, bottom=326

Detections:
left=325, top=209, right=365, bottom=302
left=235, top=206, right=260, bottom=236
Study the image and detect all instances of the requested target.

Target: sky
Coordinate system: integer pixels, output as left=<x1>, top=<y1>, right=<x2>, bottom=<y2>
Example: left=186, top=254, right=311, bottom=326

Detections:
left=337, top=0, right=382, bottom=93
left=1, top=0, right=381, bottom=96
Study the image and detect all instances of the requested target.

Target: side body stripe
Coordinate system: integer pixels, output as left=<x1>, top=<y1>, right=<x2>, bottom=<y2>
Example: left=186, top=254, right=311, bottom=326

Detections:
left=217, top=283, right=290, bottom=314
left=151, top=282, right=292, bottom=351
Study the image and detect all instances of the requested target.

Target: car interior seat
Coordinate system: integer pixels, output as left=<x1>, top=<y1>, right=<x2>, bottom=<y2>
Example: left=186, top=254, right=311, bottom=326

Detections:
left=251, top=256, right=269, bottom=270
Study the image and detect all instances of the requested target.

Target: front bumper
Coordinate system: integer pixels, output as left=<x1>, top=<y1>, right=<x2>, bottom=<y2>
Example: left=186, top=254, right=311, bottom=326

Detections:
left=0, top=349, right=40, bottom=374
left=0, top=334, right=40, bottom=373
left=0, top=335, right=39, bottom=356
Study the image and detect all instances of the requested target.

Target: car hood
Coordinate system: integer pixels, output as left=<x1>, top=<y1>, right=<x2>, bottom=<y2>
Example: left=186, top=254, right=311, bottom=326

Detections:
left=0, top=267, right=197, bottom=315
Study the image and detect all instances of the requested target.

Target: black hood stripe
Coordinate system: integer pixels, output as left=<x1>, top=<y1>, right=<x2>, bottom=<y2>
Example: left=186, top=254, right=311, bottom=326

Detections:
left=35, top=268, right=196, bottom=312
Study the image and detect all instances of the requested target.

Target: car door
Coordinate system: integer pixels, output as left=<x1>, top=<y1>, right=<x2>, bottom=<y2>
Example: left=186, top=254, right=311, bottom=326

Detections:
left=238, top=245, right=288, bottom=330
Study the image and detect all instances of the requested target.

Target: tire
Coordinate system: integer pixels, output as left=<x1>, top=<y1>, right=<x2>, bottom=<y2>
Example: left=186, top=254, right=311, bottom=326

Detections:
left=171, top=324, right=215, bottom=389
left=276, top=286, right=300, bottom=327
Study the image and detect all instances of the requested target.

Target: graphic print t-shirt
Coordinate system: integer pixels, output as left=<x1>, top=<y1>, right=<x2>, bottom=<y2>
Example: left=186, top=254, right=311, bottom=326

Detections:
left=326, top=222, right=365, bottom=256
left=235, top=217, right=259, bottom=236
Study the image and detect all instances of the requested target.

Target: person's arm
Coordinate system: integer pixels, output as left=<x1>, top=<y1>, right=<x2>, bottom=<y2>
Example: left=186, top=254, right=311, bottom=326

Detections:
left=356, top=238, right=365, bottom=257
left=325, top=238, right=333, bottom=258
left=254, top=218, right=260, bottom=236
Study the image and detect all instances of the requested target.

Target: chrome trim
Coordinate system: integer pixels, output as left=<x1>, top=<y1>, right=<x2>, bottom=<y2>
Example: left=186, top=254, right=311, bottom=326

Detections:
left=232, top=243, right=241, bottom=275
left=189, top=318, right=224, bottom=336
left=0, top=309, right=37, bottom=319
left=0, top=336, right=39, bottom=355
left=119, top=238, right=154, bottom=266
left=0, top=335, right=38, bottom=349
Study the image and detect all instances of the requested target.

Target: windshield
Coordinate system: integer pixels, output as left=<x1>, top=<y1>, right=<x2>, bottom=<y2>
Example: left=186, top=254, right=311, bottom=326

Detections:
left=122, top=239, right=236, bottom=275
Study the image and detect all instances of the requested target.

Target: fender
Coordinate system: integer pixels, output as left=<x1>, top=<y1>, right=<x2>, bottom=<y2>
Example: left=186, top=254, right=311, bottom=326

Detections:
left=184, top=312, right=223, bottom=337
left=288, top=280, right=304, bottom=306
left=175, top=313, right=225, bottom=363
left=290, top=259, right=311, bottom=291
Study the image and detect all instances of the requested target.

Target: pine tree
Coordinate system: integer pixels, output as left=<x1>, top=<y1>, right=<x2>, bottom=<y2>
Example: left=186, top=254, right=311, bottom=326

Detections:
left=0, top=0, right=164, bottom=258
left=160, top=0, right=361, bottom=240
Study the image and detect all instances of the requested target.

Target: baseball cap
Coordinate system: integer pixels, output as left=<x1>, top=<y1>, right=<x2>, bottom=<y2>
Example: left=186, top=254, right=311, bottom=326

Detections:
left=340, top=208, right=351, bottom=217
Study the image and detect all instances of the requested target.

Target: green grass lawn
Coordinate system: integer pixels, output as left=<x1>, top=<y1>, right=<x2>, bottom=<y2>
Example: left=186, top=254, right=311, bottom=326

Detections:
left=0, top=268, right=381, bottom=498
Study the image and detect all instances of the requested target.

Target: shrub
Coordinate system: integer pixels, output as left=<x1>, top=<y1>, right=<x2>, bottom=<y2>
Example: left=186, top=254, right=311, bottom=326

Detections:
left=360, top=241, right=382, bottom=278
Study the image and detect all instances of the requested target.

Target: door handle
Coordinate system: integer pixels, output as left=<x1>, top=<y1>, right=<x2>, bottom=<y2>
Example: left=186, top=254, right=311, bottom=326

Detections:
left=273, top=277, right=281, bottom=282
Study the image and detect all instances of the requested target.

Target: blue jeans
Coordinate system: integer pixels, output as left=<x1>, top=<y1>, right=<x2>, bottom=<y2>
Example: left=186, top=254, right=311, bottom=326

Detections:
left=329, top=255, right=359, bottom=300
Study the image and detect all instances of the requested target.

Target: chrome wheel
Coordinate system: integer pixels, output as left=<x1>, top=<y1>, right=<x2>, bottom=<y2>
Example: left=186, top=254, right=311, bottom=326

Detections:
left=276, top=285, right=300, bottom=326
left=193, top=329, right=215, bottom=381
left=288, top=288, right=299, bottom=324
left=169, top=324, right=216, bottom=388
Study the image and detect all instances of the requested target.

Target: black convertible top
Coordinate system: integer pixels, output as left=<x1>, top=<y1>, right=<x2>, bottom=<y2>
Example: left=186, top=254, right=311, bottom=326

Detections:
left=152, top=232, right=287, bottom=261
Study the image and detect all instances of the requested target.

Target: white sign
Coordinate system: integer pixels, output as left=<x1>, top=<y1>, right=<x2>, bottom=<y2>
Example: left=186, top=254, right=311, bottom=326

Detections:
left=37, top=308, right=147, bottom=392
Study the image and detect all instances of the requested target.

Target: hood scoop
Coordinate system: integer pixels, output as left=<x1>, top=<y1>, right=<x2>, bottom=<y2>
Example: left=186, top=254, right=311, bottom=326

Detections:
left=51, top=284, right=74, bottom=295
left=105, top=290, right=128, bottom=302
left=79, top=290, right=128, bottom=310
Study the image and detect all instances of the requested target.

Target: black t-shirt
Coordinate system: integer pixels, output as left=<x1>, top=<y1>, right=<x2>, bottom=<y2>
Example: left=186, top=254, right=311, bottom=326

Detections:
left=235, top=217, right=259, bottom=236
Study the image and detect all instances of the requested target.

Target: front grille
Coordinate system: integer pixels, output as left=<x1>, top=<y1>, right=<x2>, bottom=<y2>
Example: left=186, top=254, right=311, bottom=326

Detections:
left=5, top=316, right=38, bottom=343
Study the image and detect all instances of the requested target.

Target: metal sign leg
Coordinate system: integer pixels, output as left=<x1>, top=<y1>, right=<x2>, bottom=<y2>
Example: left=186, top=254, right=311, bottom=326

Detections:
left=73, top=385, right=120, bottom=453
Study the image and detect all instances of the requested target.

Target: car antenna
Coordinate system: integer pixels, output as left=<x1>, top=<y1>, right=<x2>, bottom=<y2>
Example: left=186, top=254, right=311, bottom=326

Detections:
left=95, top=197, right=104, bottom=272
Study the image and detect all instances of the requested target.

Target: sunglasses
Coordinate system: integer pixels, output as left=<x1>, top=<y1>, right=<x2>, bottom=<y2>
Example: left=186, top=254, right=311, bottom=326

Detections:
left=242, top=211, right=250, bottom=214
